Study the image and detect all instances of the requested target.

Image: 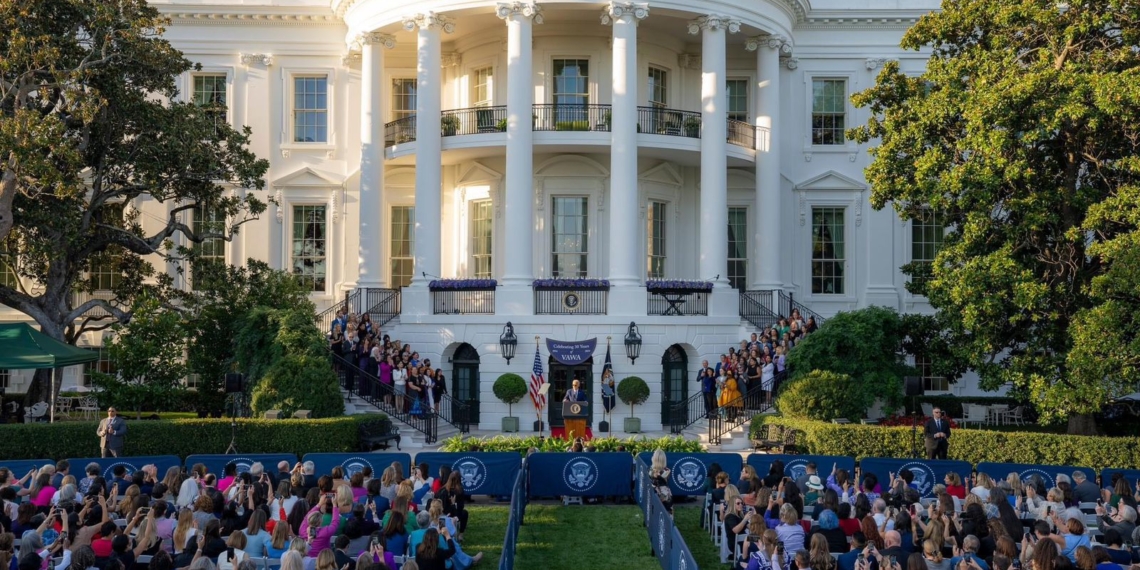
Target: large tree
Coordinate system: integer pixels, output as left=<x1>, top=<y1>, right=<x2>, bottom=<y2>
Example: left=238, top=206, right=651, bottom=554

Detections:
left=0, top=0, right=269, bottom=401
left=849, top=0, right=1140, bottom=433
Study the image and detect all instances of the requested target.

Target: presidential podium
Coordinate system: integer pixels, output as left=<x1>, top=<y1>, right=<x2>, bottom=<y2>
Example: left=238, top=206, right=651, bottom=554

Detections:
left=562, top=401, right=589, bottom=439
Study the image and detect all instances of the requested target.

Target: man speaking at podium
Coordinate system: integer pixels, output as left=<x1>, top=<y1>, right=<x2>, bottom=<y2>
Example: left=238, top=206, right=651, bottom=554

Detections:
left=564, top=379, right=587, bottom=402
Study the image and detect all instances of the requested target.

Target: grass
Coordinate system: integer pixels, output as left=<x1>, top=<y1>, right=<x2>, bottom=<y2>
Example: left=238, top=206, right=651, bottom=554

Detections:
left=675, top=505, right=724, bottom=569
left=463, top=505, right=509, bottom=566
left=514, top=505, right=659, bottom=570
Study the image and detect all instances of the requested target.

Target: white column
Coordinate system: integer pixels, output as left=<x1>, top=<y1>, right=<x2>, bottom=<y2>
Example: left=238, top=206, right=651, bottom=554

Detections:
left=404, top=12, right=454, bottom=286
left=747, top=34, right=787, bottom=291
left=689, top=15, right=738, bottom=287
left=603, top=2, right=648, bottom=288
left=358, top=32, right=396, bottom=288
left=496, top=2, right=542, bottom=288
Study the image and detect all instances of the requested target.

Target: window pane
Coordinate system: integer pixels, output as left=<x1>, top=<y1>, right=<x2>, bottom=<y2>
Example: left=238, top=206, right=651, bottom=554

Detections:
left=648, top=68, right=668, bottom=108
left=811, top=207, right=845, bottom=294
left=471, top=200, right=493, bottom=278
left=811, top=79, right=846, bottom=145
left=647, top=201, right=666, bottom=279
left=390, top=206, right=415, bottom=287
left=727, top=79, right=749, bottom=121
left=291, top=205, right=327, bottom=291
left=293, top=76, right=328, bottom=143
left=193, top=74, right=227, bottom=133
left=551, top=197, right=588, bottom=278
left=191, top=205, right=226, bottom=290
left=728, top=207, right=748, bottom=290
left=553, top=59, right=589, bottom=106
left=910, top=209, right=945, bottom=288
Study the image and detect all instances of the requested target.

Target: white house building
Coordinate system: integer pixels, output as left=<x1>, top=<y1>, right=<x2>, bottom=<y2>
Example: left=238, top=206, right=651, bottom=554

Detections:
left=0, top=0, right=997, bottom=432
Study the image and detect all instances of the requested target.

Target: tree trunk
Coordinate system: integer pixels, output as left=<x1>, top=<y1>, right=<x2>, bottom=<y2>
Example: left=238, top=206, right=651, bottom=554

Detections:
left=1066, top=413, right=1099, bottom=436
left=0, top=169, right=16, bottom=247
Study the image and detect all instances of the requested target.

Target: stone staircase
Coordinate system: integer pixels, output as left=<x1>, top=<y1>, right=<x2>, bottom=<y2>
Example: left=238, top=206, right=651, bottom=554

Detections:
left=339, top=388, right=461, bottom=450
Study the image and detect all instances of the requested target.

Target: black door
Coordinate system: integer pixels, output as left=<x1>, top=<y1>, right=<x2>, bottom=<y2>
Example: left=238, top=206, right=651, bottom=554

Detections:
left=548, top=357, right=593, bottom=428
left=661, top=345, right=688, bottom=427
left=451, top=344, right=480, bottom=426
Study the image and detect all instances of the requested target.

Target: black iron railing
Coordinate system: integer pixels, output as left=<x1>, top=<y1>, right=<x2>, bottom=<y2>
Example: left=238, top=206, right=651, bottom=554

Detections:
left=707, top=379, right=779, bottom=445
left=775, top=290, right=827, bottom=327
left=534, top=287, right=608, bottom=315
left=384, top=116, right=416, bottom=146
left=727, top=119, right=755, bottom=149
left=637, top=106, right=701, bottom=138
left=532, top=104, right=611, bottom=132
left=432, top=289, right=495, bottom=314
left=362, top=288, right=402, bottom=327
left=739, top=290, right=781, bottom=329
left=669, top=389, right=711, bottom=434
left=330, top=352, right=437, bottom=443
left=315, top=290, right=359, bottom=336
left=441, top=106, right=508, bottom=137
left=647, top=291, right=709, bottom=316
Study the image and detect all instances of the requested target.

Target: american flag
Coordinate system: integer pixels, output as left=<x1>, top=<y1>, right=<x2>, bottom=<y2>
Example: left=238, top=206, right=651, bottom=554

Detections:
left=529, top=344, right=546, bottom=410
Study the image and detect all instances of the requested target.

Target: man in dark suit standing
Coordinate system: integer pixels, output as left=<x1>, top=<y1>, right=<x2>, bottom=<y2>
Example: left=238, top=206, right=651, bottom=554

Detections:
left=563, top=379, right=587, bottom=402
left=97, top=407, right=127, bottom=458
left=924, top=407, right=950, bottom=459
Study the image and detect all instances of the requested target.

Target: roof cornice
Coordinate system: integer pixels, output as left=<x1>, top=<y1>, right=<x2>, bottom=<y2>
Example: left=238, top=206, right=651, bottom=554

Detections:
left=157, top=5, right=342, bottom=26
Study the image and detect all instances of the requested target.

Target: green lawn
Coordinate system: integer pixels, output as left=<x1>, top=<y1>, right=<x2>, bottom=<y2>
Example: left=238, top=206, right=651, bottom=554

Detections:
left=513, top=505, right=660, bottom=570
left=463, top=505, right=509, bottom=566
left=675, top=504, right=726, bottom=569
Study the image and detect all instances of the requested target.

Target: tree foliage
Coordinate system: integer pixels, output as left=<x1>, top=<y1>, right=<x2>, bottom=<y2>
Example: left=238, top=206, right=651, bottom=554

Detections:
left=617, top=376, right=650, bottom=418
left=249, top=354, right=343, bottom=419
left=493, top=373, right=528, bottom=417
left=848, top=0, right=1140, bottom=430
left=775, top=370, right=863, bottom=422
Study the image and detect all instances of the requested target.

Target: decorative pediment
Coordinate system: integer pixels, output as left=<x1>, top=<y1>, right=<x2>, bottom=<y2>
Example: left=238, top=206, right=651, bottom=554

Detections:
left=457, top=162, right=503, bottom=186
left=535, top=155, right=608, bottom=178
left=794, top=170, right=867, bottom=192
left=638, top=162, right=683, bottom=186
left=271, top=165, right=344, bottom=189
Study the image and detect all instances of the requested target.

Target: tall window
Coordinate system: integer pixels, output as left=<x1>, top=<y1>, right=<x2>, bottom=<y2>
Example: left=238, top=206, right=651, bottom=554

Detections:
left=811, top=79, right=847, bottom=145
left=728, top=207, right=748, bottom=290
left=392, top=79, right=417, bottom=119
left=911, top=209, right=945, bottom=288
left=291, top=205, right=327, bottom=292
left=293, top=75, right=328, bottom=143
left=811, top=207, right=845, bottom=294
left=647, top=201, right=666, bottom=279
left=470, top=200, right=493, bottom=278
left=192, top=74, right=227, bottom=132
left=915, top=356, right=949, bottom=392
left=390, top=206, right=415, bottom=288
left=88, top=204, right=124, bottom=291
left=553, top=59, right=589, bottom=124
left=551, top=197, right=588, bottom=278
left=0, top=236, right=17, bottom=289
left=472, top=67, right=492, bottom=106
left=648, top=67, right=668, bottom=108
left=83, top=347, right=114, bottom=387
left=192, top=205, right=226, bottom=289
left=727, top=79, right=749, bottom=122
left=0, top=370, right=8, bottom=390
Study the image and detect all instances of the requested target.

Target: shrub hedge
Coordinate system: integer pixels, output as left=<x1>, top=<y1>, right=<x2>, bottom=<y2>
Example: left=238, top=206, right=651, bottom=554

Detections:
left=439, top=434, right=705, bottom=455
left=0, top=415, right=381, bottom=460
left=751, top=415, right=1140, bottom=468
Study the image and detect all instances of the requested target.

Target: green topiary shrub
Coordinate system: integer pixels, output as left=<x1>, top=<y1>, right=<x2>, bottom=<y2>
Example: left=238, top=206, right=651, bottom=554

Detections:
left=251, top=354, right=344, bottom=418
left=439, top=434, right=705, bottom=455
left=776, top=370, right=864, bottom=422
left=493, top=373, right=528, bottom=417
left=554, top=120, right=590, bottom=131
left=617, top=376, right=650, bottom=418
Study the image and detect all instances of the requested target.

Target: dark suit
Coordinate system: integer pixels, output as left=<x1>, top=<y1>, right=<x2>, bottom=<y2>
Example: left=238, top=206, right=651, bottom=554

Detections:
left=924, top=417, right=950, bottom=459
left=98, top=415, right=127, bottom=457
left=1074, top=480, right=1102, bottom=504
left=563, top=389, right=587, bottom=402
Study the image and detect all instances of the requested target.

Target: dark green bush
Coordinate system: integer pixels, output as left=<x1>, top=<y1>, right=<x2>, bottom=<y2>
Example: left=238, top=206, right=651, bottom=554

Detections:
left=751, top=415, right=1140, bottom=467
left=617, top=376, right=650, bottom=418
left=251, top=354, right=344, bottom=418
left=554, top=120, right=590, bottom=131
left=493, top=374, right=528, bottom=417
left=439, top=434, right=704, bottom=455
left=776, top=370, right=863, bottom=422
left=0, top=415, right=379, bottom=459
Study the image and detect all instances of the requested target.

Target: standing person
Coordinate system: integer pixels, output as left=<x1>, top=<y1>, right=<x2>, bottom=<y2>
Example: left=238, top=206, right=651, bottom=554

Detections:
left=701, top=368, right=716, bottom=419
left=563, top=379, right=587, bottom=402
left=601, top=370, right=616, bottom=422
left=924, top=408, right=951, bottom=460
left=432, top=369, right=446, bottom=413
left=97, top=407, right=127, bottom=458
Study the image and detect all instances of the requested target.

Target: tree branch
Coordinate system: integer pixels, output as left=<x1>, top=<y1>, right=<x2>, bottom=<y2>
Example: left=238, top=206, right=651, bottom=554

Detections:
left=65, top=297, right=129, bottom=325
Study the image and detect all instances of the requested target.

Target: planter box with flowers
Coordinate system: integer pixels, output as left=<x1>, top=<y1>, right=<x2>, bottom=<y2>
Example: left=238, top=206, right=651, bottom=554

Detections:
left=646, top=279, right=713, bottom=316
left=533, top=279, right=610, bottom=315
left=429, top=279, right=497, bottom=315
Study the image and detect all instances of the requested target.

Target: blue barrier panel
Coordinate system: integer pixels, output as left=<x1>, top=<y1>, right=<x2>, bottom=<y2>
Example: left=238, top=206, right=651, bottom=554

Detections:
left=0, top=459, right=53, bottom=479
left=184, top=454, right=298, bottom=477
left=301, top=453, right=412, bottom=479
left=671, top=525, right=698, bottom=570
left=66, top=455, right=182, bottom=482
left=651, top=494, right=672, bottom=568
left=746, top=454, right=855, bottom=483
left=527, top=452, right=632, bottom=498
left=413, top=452, right=521, bottom=497
left=635, top=459, right=649, bottom=511
left=975, top=462, right=1095, bottom=490
left=859, top=458, right=973, bottom=498
left=636, top=452, right=743, bottom=497
left=1101, top=469, right=1140, bottom=489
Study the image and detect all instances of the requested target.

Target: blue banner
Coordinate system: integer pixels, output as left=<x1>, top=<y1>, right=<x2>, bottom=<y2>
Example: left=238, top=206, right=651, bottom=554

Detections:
left=746, top=454, right=855, bottom=484
left=546, top=338, right=596, bottom=366
left=527, top=452, right=632, bottom=498
left=1101, top=469, right=1140, bottom=489
left=636, top=452, right=743, bottom=497
left=301, top=453, right=412, bottom=479
left=651, top=489, right=671, bottom=568
left=0, top=459, right=54, bottom=480
left=671, top=525, right=697, bottom=570
left=184, top=454, right=298, bottom=478
left=859, top=458, right=973, bottom=499
left=66, top=455, right=182, bottom=483
left=412, top=452, right=521, bottom=497
left=975, top=462, right=1095, bottom=490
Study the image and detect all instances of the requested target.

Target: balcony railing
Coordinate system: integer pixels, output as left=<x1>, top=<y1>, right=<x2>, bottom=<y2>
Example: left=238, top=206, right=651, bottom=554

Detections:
left=441, top=106, right=507, bottom=137
left=384, top=115, right=416, bottom=146
left=534, top=287, right=608, bottom=315
left=432, top=289, right=495, bottom=314
left=727, top=119, right=756, bottom=149
left=637, top=106, right=702, bottom=138
left=72, top=290, right=119, bottom=319
left=532, top=104, right=611, bottom=132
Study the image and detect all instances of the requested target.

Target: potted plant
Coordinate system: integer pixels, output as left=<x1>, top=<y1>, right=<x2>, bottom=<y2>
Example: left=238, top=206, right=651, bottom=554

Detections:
left=683, top=116, right=701, bottom=138
left=493, top=373, right=528, bottom=433
left=617, top=376, right=650, bottom=433
left=442, top=114, right=460, bottom=136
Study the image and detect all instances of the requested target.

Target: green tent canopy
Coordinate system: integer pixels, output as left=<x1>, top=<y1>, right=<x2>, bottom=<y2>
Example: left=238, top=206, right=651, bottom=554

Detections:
left=0, top=323, right=99, bottom=369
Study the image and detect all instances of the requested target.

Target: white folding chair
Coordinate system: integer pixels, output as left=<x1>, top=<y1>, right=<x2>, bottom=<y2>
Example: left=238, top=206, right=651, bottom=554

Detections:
left=137, top=556, right=153, bottom=565
left=261, top=557, right=281, bottom=570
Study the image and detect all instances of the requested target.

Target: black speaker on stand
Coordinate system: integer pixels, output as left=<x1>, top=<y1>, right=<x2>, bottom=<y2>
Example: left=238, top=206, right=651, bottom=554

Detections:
left=224, top=373, right=245, bottom=454
left=904, top=376, right=923, bottom=458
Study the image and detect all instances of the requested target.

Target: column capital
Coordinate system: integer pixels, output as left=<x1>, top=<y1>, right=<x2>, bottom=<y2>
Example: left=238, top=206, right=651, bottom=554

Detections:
left=601, top=2, right=648, bottom=25
left=496, top=2, right=543, bottom=24
left=745, top=34, right=792, bottom=55
left=402, top=12, right=456, bottom=33
left=356, top=32, right=396, bottom=49
left=687, top=14, right=740, bottom=35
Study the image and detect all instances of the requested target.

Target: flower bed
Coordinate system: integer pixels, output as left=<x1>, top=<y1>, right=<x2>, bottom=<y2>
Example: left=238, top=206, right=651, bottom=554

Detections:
left=645, top=279, right=714, bottom=293
left=428, top=279, right=497, bottom=290
left=532, top=278, right=610, bottom=289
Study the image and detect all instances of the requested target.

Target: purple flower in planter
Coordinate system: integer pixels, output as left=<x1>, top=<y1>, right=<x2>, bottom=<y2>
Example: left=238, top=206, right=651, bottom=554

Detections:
left=645, top=279, right=714, bottom=292
left=532, top=278, right=611, bottom=289
left=428, top=279, right=498, bottom=290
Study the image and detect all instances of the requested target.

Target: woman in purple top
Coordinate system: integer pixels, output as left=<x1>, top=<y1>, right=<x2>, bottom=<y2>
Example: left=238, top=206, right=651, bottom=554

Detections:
left=379, top=357, right=394, bottom=407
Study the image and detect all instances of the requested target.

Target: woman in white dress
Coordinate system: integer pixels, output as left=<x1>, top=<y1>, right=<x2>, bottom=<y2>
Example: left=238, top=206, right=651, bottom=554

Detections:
left=761, top=355, right=776, bottom=405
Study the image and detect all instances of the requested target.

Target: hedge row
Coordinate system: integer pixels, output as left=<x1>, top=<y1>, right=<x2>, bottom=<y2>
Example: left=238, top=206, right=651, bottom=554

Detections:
left=439, top=434, right=705, bottom=455
left=0, top=415, right=382, bottom=460
left=752, top=416, right=1140, bottom=468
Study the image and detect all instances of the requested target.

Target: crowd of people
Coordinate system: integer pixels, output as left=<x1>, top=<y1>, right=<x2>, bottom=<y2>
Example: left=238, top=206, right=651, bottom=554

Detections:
left=702, top=460, right=1140, bottom=570
left=328, top=310, right=446, bottom=417
left=697, top=309, right=817, bottom=418
left=0, top=458, right=485, bottom=570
